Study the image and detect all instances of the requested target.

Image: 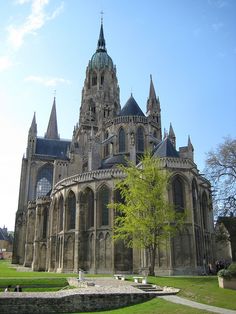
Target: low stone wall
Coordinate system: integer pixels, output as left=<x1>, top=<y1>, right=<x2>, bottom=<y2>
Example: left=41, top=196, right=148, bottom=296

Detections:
left=0, top=289, right=154, bottom=314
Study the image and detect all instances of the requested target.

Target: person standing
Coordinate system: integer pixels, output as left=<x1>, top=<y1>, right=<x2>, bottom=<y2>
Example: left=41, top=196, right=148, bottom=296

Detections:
left=14, top=285, right=22, bottom=292
left=4, top=285, right=11, bottom=292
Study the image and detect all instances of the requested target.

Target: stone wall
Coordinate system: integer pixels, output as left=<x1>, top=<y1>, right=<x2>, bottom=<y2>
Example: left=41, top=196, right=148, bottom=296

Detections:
left=0, top=290, right=153, bottom=314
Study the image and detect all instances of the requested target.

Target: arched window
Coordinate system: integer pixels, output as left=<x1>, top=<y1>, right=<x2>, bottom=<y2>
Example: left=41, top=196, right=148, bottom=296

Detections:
left=118, top=128, right=125, bottom=153
left=59, top=196, right=64, bottom=232
left=100, top=72, right=104, bottom=85
left=136, top=127, right=144, bottom=152
left=36, top=164, right=53, bottom=198
left=153, top=130, right=157, bottom=138
left=81, top=188, right=94, bottom=229
left=98, top=186, right=110, bottom=226
left=202, top=192, right=208, bottom=230
left=104, top=131, right=109, bottom=157
left=42, top=208, right=48, bottom=239
left=88, top=99, right=96, bottom=121
left=67, top=191, right=76, bottom=230
left=172, top=176, right=184, bottom=212
left=92, top=73, right=97, bottom=86
left=192, top=180, right=198, bottom=223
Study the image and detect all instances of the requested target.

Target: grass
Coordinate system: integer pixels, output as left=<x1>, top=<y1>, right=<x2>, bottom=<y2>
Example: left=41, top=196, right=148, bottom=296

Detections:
left=147, top=275, right=236, bottom=310
left=0, top=260, right=72, bottom=291
left=1, top=260, right=236, bottom=313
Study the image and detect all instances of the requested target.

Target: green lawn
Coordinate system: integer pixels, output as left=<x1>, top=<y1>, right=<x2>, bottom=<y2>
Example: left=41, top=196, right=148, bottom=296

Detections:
left=148, top=275, right=236, bottom=310
left=1, top=260, right=236, bottom=313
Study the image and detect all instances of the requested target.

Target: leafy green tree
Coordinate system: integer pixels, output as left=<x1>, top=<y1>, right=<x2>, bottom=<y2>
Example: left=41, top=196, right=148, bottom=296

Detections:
left=110, top=153, right=185, bottom=276
left=205, top=137, right=236, bottom=217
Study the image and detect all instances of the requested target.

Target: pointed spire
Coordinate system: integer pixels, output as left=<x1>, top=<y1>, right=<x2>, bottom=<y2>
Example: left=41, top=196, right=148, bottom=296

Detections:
left=97, top=17, right=106, bottom=52
left=29, top=112, right=37, bottom=135
left=45, top=97, right=59, bottom=140
left=147, top=75, right=160, bottom=114
left=169, top=123, right=175, bottom=138
left=149, top=74, right=157, bottom=100
left=169, top=123, right=176, bottom=148
left=188, top=135, right=194, bottom=151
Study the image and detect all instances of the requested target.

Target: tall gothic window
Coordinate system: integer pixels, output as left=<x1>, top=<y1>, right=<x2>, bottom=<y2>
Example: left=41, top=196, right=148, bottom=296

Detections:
left=92, top=73, right=97, bottom=86
left=202, top=192, right=208, bottom=230
left=136, top=127, right=144, bottom=152
left=67, top=191, right=76, bottom=230
left=81, top=188, right=94, bottom=229
left=42, top=208, right=48, bottom=239
left=36, top=164, right=53, bottom=198
left=172, top=176, right=184, bottom=212
left=118, top=128, right=125, bottom=153
left=104, top=131, right=109, bottom=157
left=98, top=186, right=110, bottom=226
left=192, top=180, right=198, bottom=224
left=100, top=72, right=104, bottom=85
left=59, top=196, right=64, bottom=232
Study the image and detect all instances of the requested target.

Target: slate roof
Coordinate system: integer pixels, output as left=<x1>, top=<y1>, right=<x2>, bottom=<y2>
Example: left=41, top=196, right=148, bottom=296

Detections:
left=0, top=228, right=13, bottom=243
left=35, top=138, right=71, bottom=160
left=120, top=95, right=145, bottom=117
left=101, top=154, right=127, bottom=169
left=153, top=137, right=179, bottom=158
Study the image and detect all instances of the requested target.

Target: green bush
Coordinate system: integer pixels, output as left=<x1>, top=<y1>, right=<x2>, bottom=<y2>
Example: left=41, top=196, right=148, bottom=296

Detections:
left=218, top=269, right=232, bottom=279
left=218, top=263, right=236, bottom=279
left=228, top=263, right=236, bottom=277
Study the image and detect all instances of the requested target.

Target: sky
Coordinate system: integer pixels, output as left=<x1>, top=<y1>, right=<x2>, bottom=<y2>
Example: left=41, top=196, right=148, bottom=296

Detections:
left=0, top=0, right=235, bottom=231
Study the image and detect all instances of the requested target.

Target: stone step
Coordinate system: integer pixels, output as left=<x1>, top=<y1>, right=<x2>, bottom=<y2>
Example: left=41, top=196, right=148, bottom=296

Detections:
left=135, top=284, right=163, bottom=292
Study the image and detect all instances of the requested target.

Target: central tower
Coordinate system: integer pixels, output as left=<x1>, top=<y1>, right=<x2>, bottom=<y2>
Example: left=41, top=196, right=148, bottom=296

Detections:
left=79, top=20, right=120, bottom=131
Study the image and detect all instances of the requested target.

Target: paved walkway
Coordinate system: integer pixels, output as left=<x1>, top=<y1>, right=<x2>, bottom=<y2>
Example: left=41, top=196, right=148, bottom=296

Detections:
left=159, top=295, right=236, bottom=314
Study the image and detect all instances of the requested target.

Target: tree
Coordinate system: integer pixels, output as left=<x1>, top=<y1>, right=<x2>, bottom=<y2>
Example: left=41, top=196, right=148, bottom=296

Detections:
left=205, top=137, right=236, bottom=217
left=109, top=153, right=185, bottom=276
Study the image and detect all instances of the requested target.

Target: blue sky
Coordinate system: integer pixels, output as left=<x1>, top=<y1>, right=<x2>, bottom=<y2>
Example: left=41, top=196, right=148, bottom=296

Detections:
left=0, top=0, right=235, bottom=231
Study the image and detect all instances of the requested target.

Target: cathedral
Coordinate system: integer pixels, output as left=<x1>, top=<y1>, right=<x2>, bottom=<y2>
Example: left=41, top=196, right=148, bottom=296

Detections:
left=12, top=21, right=215, bottom=275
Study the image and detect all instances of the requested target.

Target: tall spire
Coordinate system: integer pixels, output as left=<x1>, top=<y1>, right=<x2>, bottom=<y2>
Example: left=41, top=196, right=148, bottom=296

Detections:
left=149, top=74, right=157, bottom=100
left=97, top=16, right=106, bottom=52
left=45, top=97, right=59, bottom=140
left=29, top=112, right=37, bottom=135
left=147, top=75, right=160, bottom=114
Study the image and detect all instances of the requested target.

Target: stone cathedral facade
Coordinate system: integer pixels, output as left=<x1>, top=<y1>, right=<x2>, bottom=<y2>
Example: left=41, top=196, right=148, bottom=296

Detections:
left=12, top=22, right=215, bottom=275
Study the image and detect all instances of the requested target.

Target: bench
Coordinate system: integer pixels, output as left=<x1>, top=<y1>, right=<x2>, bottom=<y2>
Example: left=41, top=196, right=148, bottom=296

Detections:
left=133, top=276, right=147, bottom=284
left=113, top=274, right=125, bottom=281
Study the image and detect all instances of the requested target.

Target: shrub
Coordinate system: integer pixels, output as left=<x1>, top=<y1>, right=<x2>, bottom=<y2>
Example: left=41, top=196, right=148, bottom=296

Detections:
left=218, top=269, right=232, bottom=279
left=227, top=263, right=236, bottom=277
left=218, top=263, right=236, bottom=279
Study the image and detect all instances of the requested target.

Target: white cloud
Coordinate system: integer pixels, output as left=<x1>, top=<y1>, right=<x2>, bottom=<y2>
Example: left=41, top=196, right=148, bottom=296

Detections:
left=212, top=22, right=224, bottom=31
left=0, top=56, right=14, bottom=71
left=25, top=75, right=71, bottom=87
left=7, top=0, right=64, bottom=49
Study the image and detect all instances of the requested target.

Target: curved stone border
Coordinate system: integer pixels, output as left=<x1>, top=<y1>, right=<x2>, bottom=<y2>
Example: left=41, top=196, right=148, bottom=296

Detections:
left=0, top=287, right=154, bottom=314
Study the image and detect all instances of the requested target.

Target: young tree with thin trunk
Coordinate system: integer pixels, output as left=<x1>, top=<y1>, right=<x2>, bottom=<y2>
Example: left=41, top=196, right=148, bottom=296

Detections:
left=110, top=153, right=185, bottom=276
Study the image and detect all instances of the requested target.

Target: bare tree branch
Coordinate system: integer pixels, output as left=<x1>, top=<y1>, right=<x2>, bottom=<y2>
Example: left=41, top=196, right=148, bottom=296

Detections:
left=205, top=136, right=236, bottom=217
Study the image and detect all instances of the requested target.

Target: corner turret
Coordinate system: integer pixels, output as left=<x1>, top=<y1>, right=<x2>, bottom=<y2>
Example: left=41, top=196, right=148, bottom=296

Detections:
left=179, top=135, right=194, bottom=161
left=147, top=75, right=162, bottom=141
left=169, top=123, right=176, bottom=148
left=26, top=112, right=37, bottom=158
